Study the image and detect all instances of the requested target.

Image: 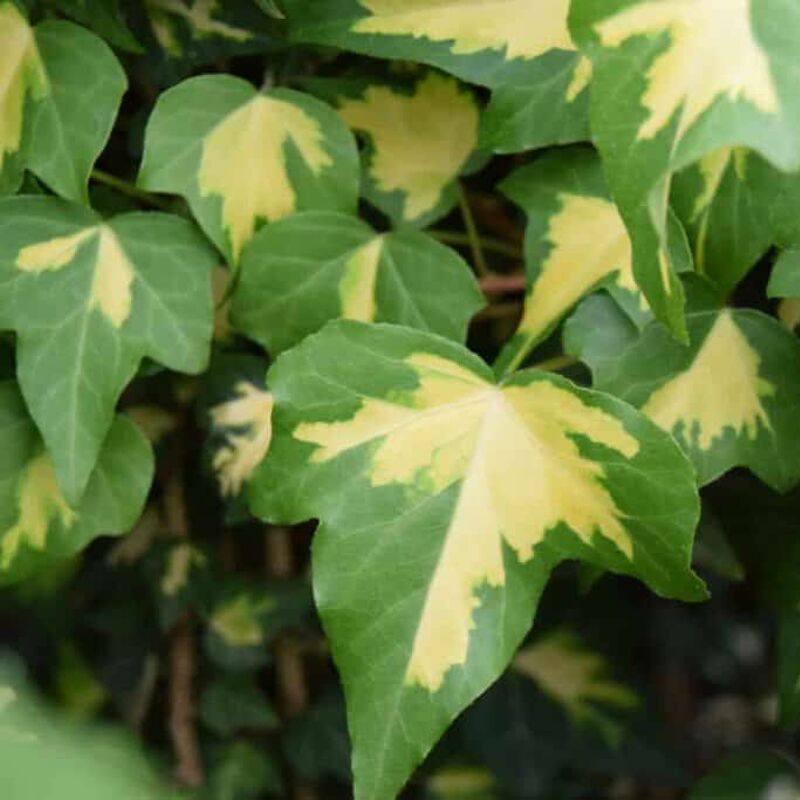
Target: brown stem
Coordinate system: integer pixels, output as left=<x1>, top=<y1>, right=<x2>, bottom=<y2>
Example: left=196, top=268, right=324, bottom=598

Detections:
left=479, top=272, right=526, bottom=294
left=266, top=526, right=317, bottom=800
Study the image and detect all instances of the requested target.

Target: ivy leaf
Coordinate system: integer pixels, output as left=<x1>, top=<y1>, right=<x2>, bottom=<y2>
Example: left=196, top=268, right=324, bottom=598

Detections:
left=138, top=75, right=359, bottom=264
left=494, top=147, right=690, bottom=375
left=249, top=320, right=705, bottom=800
left=0, top=196, right=216, bottom=503
left=0, top=381, right=153, bottom=585
left=47, top=0, right=142, bottom=52
left=284, top=0, right=581, bottom=88
left=0, top=3, right=126, bottom=202
left=335, top=73, right=480, bottom=227
left=570, top=0, right=800, bottom=339
left=231, top=211, right=484, bottom=355
left=671, top=148, right=775, bottom=296
left=480, top=51, right=591, bottom=154
left=769, top=249, right=800, bottom=299
left=585, top=309, right=800, bottom=490
left=689, top=750, right=800, bottom=800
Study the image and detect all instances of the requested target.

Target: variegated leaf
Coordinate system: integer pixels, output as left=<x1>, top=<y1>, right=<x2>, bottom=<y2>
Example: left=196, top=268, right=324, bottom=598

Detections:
left=138, top=75, right=359, bottom=263
left=0, top=196, right=216, bottom=502
left=249, top=320, right=704, bottom=800
left=231, top=211, right=483, bottom=354
left=0, top=381, right=153, bottom=584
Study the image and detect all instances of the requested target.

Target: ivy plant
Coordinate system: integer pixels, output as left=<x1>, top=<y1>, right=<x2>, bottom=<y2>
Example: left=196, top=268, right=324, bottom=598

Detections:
left=3, top=2, right=800, bottom=800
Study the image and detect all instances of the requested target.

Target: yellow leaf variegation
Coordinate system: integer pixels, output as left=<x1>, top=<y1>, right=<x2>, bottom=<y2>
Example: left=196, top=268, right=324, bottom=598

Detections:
left=250, top=320, right=704, bottom=800
left=570, top=0, right=800, bottom=339
left=337, top=73, right=479, bottom=225
left=587, top=309, right=800, bottom=490
left=139, top=75, right=359, bottom=263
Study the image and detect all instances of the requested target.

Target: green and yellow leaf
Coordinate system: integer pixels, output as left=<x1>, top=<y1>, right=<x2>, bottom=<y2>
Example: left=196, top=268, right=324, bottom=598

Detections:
left=0, top=381, right=153, bottom=585
left=231, top=211, right=483, bottom=354
left=495, top=148, right=690, bottom=375
left=0, top=4, right=126, bottom=201
left=336, top=73, right=479, bottom=226
left=0, top=196, right=216, bottom=503
left=285, top=0, right=581, bottom=88
left=249, top=320, right=704, bottom=800
left=584, top=309, right=800, bottom=489
left=138, top=75, right=359, bottom=263
left=514, top=629, right=637, bottom=744
left=570, top=0, right=800, bottom=338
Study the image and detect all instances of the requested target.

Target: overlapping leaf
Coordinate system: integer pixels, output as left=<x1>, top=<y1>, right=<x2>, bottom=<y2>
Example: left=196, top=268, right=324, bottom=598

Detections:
left=570, top=0, right=800, bottom=338
left=0, top=196, right=216, bottom=502
left=671, top=148, right=775, bottom=296
left=494, top=148, right=690, bottom=375
left=581, top=308, right=800, bottom=489
left=231, top=211, right=483, bottom=354
left=0, top=3, right=126, bottom=200
left=0, top=381, right=152, bottom=584
left=250, top=320, right=704, bottom=800
left=335, top=73, right=480, bottom=226
left=284, top=0, right=585, bottom=89
left=138, top=75, right=359, bottom=263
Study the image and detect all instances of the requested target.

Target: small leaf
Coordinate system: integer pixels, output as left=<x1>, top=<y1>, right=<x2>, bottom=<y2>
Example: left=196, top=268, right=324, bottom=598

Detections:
left=588, top=309, right=800, bottom=489
left=495, top=148, right=690, bottom=374
left=250, top=320, right=704, bottom=800
left=0, top=5, right=126, bottom=202
left=336, top=72, right=479, bottom=226
left=0, top=196, right=216, bottom=502
left=0, top=381, right=153, bottom=585
left=231, top=211, right=483, bottom=354
left=285, top=0, right=578, bottom=88
left=208, top=740, right=282, bottom=800
left=138, top=75, right=359, bottom=263
left=200, top=674, right=278, bottom=736
left=570, top=0, right=800, bottom=338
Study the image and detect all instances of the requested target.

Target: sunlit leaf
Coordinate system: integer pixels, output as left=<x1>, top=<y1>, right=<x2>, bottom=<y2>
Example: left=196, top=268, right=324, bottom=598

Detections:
left=138, top=75, right=359, bottom=263
left=0, top=3, right=126, bottom=201
left=0, top=381, right=153, bottom=585
left=0, top=196, right=216, bottom=502
left=231, top=211, right=483, bottom=355
left=249, top=320, right=704, bottom=800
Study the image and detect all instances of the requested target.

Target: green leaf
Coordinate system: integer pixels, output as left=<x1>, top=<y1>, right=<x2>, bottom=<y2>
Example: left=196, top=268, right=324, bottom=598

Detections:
left=335, top=72, right=480, bottom=227
left=0, top=4, right=126, bottom=202
left=769, top=249, right=800, bottom=299
left=231, top=211, right=484, bottom=355
left=0, top=196, right=216, bottom=502
left=427, top=767, right=497, bottom=800
left=249, top=320, right=705, bottom=800
left=494, top=147, right=690, bottom=375
left=138, top=75, right=359, bottom=263
left=480, top=50, right=590, bottom=153
left=570, top=0, right=800, bottom=339
left=0, top=381, right=153, bottom=585
left=47, top=0, right=142, bottom=52
left=284, top=0, right=582, bottom=89
left=671, top=148, right=774, bottom=296
left=688, top=750, right=800, bottom=800
left=200, top=674, right=278, bottom=737
left=585, top=309, right=800, bottom=490
left=208, top=741, right=282, bottom=800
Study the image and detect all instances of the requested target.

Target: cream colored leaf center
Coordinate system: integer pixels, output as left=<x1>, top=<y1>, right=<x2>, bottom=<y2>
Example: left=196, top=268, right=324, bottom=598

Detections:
left=16, top=225, right=135, bottom=328
left=596, top=0, right=779, bottom=141
left=0, top=3, right=47, bottom=171
left=355, top=0, right=573, bottom=61
left=211, top=382, right=273, bottom=497
left=642, top=311, right=775, bottom=449
left=339, top=236, right=384, bottom=321
left=294, top=353, right=639, bottom=691
left=339, top=74, right=478, bottom=221
left=518, top=193, right=644, bottom=344
left=1, top=453, right=76, bottom=570
left=199, top=95, right=332, bottom=261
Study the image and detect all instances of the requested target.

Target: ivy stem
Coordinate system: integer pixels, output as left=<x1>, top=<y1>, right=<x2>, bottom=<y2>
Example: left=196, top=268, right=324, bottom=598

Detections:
left=91, top=169, right=173, bottom=211
left=430, top=229, right=522, bottom=261
left=479, top=271, right=526, bottom=294
left=532, top=354, right=579, bottom=373
left=457, top=183, right=491, bottom=277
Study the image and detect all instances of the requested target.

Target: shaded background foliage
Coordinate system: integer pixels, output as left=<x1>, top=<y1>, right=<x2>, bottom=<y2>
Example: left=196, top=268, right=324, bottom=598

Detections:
left=2, top=2, right=800, bottom=800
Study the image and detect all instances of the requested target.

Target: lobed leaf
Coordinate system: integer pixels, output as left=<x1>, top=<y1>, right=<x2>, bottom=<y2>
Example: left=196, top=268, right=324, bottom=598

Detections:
left=249, top=320, right=704, bottom=800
